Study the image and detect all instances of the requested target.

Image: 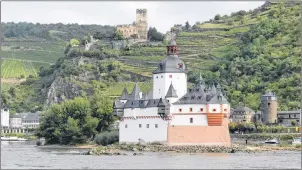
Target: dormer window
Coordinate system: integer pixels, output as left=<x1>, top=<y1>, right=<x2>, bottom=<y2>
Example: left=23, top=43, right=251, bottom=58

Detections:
left=191, top=96, right=195, bottom=100
left=132, top=102, right=134, bottom=105
left=159, top=64, right=163, bottom=70
left=198, top=96, right=202, bottom=100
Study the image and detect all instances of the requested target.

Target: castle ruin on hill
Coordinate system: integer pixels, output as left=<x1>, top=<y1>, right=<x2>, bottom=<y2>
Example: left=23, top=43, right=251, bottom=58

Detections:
left=116, top=9, right=148, bottom=41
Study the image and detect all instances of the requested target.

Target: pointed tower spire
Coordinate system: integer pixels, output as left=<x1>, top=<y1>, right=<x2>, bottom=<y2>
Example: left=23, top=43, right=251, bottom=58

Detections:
left=130, top=82, right=141, bottom=100
left=165, top=83, right=178, bottom=98
left=211, top=83, right=216, bottom=95
left=120, top=87, right=129, bottom=100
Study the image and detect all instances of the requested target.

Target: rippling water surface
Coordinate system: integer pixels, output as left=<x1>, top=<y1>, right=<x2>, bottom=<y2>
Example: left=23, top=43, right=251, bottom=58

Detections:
left=1, top=141, right=301, bottom=169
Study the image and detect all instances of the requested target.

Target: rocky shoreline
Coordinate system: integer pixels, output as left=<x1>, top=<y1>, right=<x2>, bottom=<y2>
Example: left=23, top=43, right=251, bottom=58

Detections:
left=82, top=143, right=301, bottom=156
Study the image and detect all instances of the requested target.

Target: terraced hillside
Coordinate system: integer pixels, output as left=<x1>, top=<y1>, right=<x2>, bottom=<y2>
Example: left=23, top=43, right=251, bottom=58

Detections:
left=115, top=1, right=301, bottom=111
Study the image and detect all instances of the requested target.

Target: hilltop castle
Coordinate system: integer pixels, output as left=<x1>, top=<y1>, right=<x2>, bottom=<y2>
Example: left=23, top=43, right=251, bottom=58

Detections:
left=113, top=40, right=231, bottom=146
left=116, top=9, right=148, bottom=40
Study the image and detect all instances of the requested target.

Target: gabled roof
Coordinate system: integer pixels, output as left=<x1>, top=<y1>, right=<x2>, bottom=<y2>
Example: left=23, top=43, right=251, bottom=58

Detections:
left=120, top=88, right=129, bottom=100
left=233, top=106, right=255, bottom=113
left=165, top=83, right=178, bottom=98
left=23, top=113, right=40, bottom=121
left=113, top=100, right=125, bottom=109
left=173, top=82, right=207, bottom=105
left=208, top=93, right=229, bottom=104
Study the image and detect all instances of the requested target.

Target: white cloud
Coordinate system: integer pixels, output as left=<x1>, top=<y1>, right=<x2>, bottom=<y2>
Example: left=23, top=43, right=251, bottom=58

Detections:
left=2, top=1, right=265, bottom=33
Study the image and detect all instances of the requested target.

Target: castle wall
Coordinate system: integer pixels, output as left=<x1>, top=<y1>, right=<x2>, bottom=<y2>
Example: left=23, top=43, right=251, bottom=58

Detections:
left=116, top=25, right=137, bottom=39
left=167, top=118, right=231, bottom=146
left=119, top=107, right=168, bottom=143
left=170, top=114, right=208, bottom=126
left=116, top=9, right=148, bottom=40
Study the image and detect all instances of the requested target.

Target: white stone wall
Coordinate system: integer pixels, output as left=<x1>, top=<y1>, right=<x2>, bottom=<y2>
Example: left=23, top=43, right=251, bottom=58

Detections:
left=153, top=73, right=187, bottom=100
left=171, top=104, right=207, bottom=114
left=120, top=107, right=168, bottom=143
left=170, top=115, right=208, bottom=126
left=1, top=109, right=10, bottom=127
left=119, top=118, right=168, bottom=143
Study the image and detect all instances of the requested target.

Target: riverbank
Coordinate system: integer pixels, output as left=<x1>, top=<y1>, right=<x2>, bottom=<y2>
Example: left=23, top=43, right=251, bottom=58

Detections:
left=83, top=143, right=301, bottom=156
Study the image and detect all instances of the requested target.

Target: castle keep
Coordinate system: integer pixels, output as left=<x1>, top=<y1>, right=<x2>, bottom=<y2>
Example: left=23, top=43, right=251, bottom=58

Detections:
left=116, top=9, right=148, bottom=40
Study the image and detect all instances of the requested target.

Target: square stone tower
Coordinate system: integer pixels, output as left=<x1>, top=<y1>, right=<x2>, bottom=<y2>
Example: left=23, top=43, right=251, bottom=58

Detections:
left=136, top=9, right=148, bottom=40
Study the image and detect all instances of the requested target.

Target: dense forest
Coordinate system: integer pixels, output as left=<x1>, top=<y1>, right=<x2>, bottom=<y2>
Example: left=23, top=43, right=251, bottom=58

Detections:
left=2, top=22, right=116, bottom=41
left=216, top=2, right=301, bottom=110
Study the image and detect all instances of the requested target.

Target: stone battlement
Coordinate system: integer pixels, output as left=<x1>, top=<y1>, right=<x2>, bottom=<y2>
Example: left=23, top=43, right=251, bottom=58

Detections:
left=117, top=24, right=135, bottom=28
left=136, top=9, right=147, bottom=14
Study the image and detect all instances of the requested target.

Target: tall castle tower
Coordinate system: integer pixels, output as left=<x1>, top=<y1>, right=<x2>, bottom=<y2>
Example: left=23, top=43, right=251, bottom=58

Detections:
left=152, top=40, right=187, bottom=99
left=260, top=92, right=278, bottom=124
left=136, top=9, right=148, bottom=40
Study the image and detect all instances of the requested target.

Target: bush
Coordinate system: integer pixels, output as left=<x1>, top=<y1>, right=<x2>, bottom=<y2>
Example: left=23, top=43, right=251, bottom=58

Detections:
left=94, top=131, right=119, bottom=146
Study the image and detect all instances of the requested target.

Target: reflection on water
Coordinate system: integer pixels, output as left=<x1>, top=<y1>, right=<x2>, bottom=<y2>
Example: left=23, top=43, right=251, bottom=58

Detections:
left=1, top=141, right=301, bottom=169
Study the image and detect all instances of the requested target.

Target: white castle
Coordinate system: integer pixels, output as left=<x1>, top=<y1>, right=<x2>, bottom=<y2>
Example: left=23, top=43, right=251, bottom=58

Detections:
left=113, top=40, right=231, bottom=146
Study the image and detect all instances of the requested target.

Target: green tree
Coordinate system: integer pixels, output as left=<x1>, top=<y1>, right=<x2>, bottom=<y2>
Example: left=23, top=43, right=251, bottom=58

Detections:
left=291, top=120, right=297, bottom=126
left=185, top=21, right=190, bottom=30
left=114, top=30, right=124, bottom=40
left=90, top=92, right=115, bottom=133
left=214, top=14, right=221, bottom=20
left=37, top=97, right=100, bottom=145
left=70, top=38, right=80, bottom=47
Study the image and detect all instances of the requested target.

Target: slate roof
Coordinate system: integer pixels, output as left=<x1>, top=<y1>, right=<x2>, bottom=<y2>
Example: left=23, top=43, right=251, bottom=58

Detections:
left=278, top=110, right=301, bottom=114
left=173, top=76, right=229, bottom=105
left=113, top=100, right=125, bottom=109
left=10, top=114, right=22, bottom=118
left=165, top=83, right=178, bottom=98
left=232, top=106, right=255, bottom=114
left=120, top=88, right=129, bottom=100
left=23, top=113, right=40, bottom=122
left=173, top=76, right=209, bottom=105
left=153, top=55, right=187, bottom=74
left=129, top=82, right=141, bottom=100
left=153, top=41, right=186, bottom=74
left=168, top=39, right=177, bottom=46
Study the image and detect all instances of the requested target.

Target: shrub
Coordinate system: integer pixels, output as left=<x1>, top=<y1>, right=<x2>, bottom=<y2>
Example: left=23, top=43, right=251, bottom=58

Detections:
left=94, top=131, right=119, bottom=146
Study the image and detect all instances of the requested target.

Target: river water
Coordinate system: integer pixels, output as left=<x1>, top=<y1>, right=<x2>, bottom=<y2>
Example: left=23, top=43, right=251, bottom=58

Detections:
left=1, top=141, right=301, bottom=169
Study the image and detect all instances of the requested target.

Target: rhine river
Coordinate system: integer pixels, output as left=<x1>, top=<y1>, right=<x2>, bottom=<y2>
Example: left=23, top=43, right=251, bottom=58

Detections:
left=1, top=141, right=301, bottom=169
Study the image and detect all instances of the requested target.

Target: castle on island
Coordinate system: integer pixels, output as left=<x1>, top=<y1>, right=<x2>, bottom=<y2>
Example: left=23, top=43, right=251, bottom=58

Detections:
left=116, top=9, right=148, bottom=40
left=113, top=40, right=231, bottom=146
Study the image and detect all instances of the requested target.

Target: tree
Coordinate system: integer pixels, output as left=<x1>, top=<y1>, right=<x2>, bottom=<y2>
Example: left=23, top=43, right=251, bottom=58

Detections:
left=163, top=38, right=168, bottom=46
left=291, top=120, right=297, bottom=126
left=185, top=21, right=190, bottom=30
left=214, top=14, right=221, bottom=20
left=37, top=97, right=100, bottom=145
left=114, top=30, right=124, bottom=40
left=147, top=27, right=164, bottom=41
left=70, top=38, right=80, bottom=47
left=90, top=92, right=115, bottom=133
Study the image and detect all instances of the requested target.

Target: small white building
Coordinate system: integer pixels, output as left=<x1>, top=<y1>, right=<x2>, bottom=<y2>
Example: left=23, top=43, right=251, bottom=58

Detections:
left=22, top=112, right=40, bottom=129
left=1, top=108, right=10, bottom=127
left=114, top=40, right=231, bottom=146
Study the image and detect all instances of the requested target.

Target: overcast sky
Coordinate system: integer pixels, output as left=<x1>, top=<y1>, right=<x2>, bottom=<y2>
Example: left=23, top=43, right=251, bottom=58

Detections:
left=2, top=1, right=265, bottom=33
